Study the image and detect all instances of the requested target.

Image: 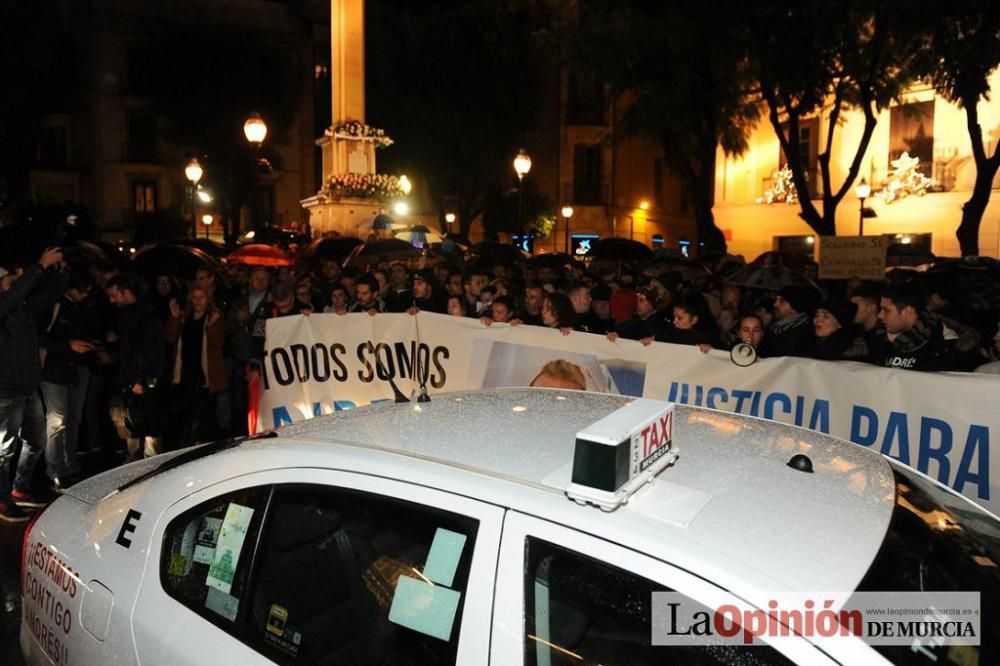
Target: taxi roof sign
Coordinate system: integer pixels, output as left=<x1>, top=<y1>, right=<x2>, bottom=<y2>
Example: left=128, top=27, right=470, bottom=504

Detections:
left=566, top=398, right=677, bottom=511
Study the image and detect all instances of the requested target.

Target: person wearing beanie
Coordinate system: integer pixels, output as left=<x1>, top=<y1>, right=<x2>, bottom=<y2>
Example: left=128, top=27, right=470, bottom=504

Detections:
left=582, top=283, right=615, bottom=335
left=759, top=285, right=820, bottom=358
left=806, top=299, right=860, bottom=361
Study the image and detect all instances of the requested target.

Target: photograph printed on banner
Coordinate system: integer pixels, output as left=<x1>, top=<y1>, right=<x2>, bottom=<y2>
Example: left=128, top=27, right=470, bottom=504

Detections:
left=475, top=340, right=647, bottom=396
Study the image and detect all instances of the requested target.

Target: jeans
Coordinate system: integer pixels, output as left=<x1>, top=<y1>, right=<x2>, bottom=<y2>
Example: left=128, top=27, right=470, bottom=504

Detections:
left=40, top=366, right=90, bottom=479
left=0, top=392, right=46, bottom=498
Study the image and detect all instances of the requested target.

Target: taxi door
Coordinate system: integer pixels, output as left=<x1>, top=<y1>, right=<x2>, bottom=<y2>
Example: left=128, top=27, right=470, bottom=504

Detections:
left=490, top=512, right=841, bottom=666
left=131, top=468, right=504, bottom=665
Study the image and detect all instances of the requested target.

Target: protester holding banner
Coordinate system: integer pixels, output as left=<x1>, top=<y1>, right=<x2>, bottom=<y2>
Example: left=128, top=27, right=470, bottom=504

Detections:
left=868, top=283, right=958, bottom=371
left=759, top=286, right=819, bottom=358
left=805, top=300, right=859, bottom=361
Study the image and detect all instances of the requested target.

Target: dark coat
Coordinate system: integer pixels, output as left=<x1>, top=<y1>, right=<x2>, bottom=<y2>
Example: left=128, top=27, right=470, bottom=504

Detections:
left=0, top=266, right=66, bottom=397
left=38, top=294, right=101, bottom=386
left=115, top=298, right=165, bottom=389
left=866, top=315, right=958, bottom=372
left=165, top=307, right=229, bottom=393
left=759, top=314, right=813, bottom=358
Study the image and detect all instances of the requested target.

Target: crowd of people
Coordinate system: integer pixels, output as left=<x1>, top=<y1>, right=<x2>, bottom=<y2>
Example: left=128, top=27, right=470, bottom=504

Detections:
left=2, top=240, right=999, bottom=522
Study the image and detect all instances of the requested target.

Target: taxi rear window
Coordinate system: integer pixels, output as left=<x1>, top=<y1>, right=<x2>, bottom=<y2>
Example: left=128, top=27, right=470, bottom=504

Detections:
left=853, top=465, right=1000, bottom=665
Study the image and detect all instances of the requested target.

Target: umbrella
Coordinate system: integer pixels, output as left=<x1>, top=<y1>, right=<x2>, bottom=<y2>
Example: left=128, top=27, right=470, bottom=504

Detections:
left=591, top=238, right=654, bottom=263
left=526, top=253, right=578, bottom=271
left=131, top=244, right=217, bottom=280
left=174, top=238, right=229, bottom=258
left=395, top=225, right=444, bottom=247
left=727, top=264, right=818, bottom=291
left=301, top=237, right=364, bottom=263
left=921, top=258, right=1000, bottom=310
left=468, top=241, right=529, bottom=262
left=227, top=244, right=293, bottom=267
left=343, top=238, right=422, bottom=268
left=886, top=243, right=935, bottom=268
left=642, top=259, right=711, bottom=283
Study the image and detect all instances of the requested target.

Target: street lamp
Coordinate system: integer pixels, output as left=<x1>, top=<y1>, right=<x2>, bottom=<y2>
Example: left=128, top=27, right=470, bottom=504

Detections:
left=244, top=112, right=268, bottom=231
left=444, top=212, right=456, bottom=225
left=201, top=214, right=214, bottom=239
left=855, top=178, right=871, bottom=236
left=561, top=205, right=574, bottom=254
left=185, top=157, right=203, bottom=238
left=513, top=148, right=532, bottom=247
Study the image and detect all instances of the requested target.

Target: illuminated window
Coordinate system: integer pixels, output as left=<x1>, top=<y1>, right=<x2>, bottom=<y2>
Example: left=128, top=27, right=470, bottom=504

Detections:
left=889, top=101, right=934, bottom=177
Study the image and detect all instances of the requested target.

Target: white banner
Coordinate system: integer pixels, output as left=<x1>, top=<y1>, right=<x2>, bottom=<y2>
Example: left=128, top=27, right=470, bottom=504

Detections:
left=260, top=313, right=998, bottom=515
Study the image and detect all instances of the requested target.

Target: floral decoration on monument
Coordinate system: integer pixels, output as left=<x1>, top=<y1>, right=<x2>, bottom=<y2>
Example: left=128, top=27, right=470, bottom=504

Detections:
left=326, top=121, right=394, bottom=148
left=324, top=173, right=405, bottom=200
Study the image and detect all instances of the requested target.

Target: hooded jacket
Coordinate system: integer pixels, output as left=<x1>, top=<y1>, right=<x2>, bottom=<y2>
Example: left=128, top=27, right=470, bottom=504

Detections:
left=866, top=313, right=958, bottom=372
left=0, top=266, right=65, bottom=397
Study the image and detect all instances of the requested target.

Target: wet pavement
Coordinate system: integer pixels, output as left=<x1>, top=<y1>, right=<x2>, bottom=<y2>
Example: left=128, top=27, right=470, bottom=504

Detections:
left=1, top=521, right=27, bottom=665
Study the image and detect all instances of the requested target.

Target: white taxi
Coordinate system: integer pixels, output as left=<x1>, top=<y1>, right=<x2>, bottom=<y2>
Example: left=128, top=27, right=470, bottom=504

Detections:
left=20, top=388, right=1000, bottom=665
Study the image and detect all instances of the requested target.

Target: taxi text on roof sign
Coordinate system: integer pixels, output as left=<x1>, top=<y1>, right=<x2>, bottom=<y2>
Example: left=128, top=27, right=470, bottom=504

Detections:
left=566, top=398, right=677, bottom=511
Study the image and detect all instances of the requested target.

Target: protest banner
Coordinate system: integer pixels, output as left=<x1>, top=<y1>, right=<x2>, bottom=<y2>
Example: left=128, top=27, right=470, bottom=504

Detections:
left=259, top=313, right=998, bottom=516
left=818, top=235, right=887, bottom=280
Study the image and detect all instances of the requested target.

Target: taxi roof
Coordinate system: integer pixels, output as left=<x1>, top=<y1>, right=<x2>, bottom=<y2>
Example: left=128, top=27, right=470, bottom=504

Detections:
left=274, top=388, right=896, bottom=594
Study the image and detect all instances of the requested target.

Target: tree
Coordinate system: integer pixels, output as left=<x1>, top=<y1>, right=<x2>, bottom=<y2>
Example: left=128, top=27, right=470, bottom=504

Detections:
left=0, top=1, right=77, bottom=216
left=919, top=0, right=1000, bottom=256
left=568, top=1, right=760, bottom=254
left=366, top=0, right=546, bottom=241
left=746, top=0, right=927, bottom=236
left=136, top=24, right=305, bottom=241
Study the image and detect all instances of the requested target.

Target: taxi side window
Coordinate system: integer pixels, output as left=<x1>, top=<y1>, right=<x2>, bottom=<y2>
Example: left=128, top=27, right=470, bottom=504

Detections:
left=246, top=484, right=478, bottom=665
left=160, top=487, right=270, bottom=626
left=524, top=538, right=795, bottom=666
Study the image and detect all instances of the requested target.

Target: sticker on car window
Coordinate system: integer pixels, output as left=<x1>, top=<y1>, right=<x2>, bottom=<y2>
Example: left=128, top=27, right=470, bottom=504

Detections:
left=388, top=575, right=461, bottom=641
left=206, top=503, right=254, bottom=594
left=263, top=603, right=302, bottom=657
left=205, top=586, right=239, bottom=621
left=422, top=528, right=466, bottom=587
left=168, top=554, right=188, bottom=577
left=194, top=516, right=222, bottom=565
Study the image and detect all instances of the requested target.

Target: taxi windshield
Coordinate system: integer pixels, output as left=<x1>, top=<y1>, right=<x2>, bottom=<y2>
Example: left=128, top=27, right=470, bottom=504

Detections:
left=853, top=463, right=1000, bottom=665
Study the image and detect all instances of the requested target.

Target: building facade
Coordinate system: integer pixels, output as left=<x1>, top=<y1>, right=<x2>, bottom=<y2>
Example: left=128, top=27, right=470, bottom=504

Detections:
left=28, top=0, right=329, bottom=242
left=715, top=71, right=1000, bottom=260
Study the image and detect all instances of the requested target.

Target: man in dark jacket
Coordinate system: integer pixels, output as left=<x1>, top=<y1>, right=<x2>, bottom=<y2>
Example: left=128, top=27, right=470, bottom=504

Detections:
left=106, top=274, right=165, bottom=461
left=38, top=270, right=100, bottom=490
left=868, top=283, right=958, bottom=371
left=0, top=248, right=65, bottom=521
left=759, top=285, right=820, bottom=358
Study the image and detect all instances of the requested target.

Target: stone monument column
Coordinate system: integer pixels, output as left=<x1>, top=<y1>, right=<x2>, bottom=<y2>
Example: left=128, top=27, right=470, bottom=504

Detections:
left=302, top=0, right=385, bottom=237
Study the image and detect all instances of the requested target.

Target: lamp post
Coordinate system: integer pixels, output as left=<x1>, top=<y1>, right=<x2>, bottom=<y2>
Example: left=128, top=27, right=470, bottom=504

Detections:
left=855, top=178, right=871, bottom=236
left=201, top=214, right=214, bottom=239
left=243, top=112, right=268, bottom=231
left=561, top=205, right=574, bottom=254
left=184, top=157, right=203, bottom=238
left=513, top=148, right=532, bottom=248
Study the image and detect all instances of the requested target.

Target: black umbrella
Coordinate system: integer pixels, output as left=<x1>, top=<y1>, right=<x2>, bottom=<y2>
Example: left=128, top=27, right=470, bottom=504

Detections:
left=727, top=264, right=818, bottom=291
left=343, top=238, right=422, bottom=268
left=372, top=214, right=397, bottom=230
left=468, top=241, right=529, bottom=262
left=173, top=238, right=230, bottom=258
left=591, top=238, right=654, bottom=262
left=301, top=237, right=364, bottom=263
left=526, top=253, right=578, bottom=271
left=131, top=244, right=217, bottom=280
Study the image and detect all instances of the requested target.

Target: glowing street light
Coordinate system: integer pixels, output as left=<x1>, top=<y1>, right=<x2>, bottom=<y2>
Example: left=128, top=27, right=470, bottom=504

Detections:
left=855, top=178, right=871, bottom=236
left=561, top=205, right=574, bottom=254
left=444, top=212, right=456, bottom=225
left=513, top=148, right=532, bottom=247
left=399, top=175, right=412, bottom=195
left=184, top=157, right=203, bottom=184
left=244, top=112, right=268, bottom=231
left=243, top=112, right=268, bottom=145
left=639, top=199, right=650, bottom=211
left=393, top=201, right=410, bottom=217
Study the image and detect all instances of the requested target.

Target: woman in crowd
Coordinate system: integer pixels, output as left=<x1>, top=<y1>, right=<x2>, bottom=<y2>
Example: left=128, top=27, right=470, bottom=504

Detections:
left=541, top=292, right=575, bottom=335
left=323, top=285, right=350, bottom=315
left=165, top=285, right=228, bottom=448
left=660, top=291, right=720, bottom=350
left=806, top=300, right=859, bottom=361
